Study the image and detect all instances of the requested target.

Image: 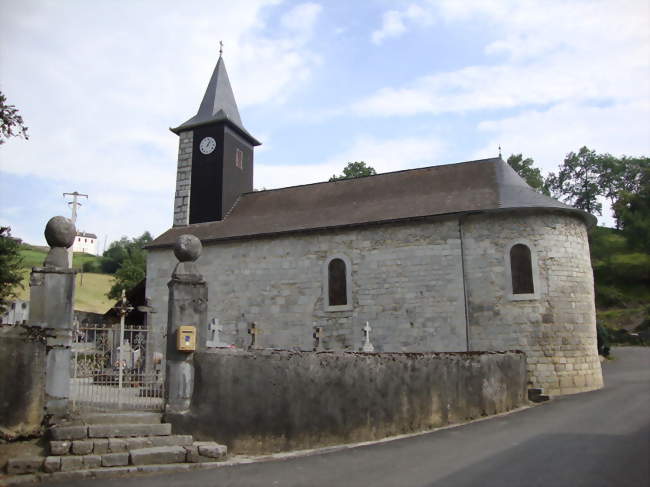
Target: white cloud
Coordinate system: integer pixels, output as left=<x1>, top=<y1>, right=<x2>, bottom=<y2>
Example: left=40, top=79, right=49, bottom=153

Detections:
left=473, top=100, right=650, bottom=174
left=281, top=3, right=322, bottom=38
left=371, top=4, right=435, bottom=45
left=362, top=0, right=648, bottom=115
left=256, top=133, right=446, bottom=189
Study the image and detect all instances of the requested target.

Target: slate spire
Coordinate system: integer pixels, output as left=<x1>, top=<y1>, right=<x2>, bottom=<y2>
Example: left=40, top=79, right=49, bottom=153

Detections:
left=171, top=55, right=260, bottom=145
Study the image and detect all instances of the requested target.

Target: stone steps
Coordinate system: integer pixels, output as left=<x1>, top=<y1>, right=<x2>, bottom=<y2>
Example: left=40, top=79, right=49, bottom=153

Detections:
left=50, top=434, right=195, bottom=455
left=6, top=441, right=227, bottom=475
left=4, top=416, right=227, bottom=479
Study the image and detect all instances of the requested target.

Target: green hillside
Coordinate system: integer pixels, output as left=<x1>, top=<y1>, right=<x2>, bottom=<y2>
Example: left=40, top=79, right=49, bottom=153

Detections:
left=590, top=226, right=650, bottom=343
left=16, top=245, right=114, bottom=313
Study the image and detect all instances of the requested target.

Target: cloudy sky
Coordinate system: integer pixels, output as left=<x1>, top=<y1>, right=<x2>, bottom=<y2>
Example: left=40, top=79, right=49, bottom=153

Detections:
left=1, top=0, right=648, bottom=249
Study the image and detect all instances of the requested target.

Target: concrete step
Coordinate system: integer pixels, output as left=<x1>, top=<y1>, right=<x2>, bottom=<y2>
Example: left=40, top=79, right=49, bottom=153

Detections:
left=49, top=422, right=172, bottom=441
left=78, top=412, right=163, bottom=425
left=5, top=442, right=228, bottom=476
left=528, top=388, right=550, bottom=403
left=49, top=435, right=194, bottom=455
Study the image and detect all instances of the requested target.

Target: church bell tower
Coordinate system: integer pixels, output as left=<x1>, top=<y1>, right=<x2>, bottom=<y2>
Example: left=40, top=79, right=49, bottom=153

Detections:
left=170, top=49, right=260, bottom=226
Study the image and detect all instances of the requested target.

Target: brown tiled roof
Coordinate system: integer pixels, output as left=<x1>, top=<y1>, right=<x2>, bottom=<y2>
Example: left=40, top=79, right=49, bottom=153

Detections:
left=148, top=157, right=592, bottom=249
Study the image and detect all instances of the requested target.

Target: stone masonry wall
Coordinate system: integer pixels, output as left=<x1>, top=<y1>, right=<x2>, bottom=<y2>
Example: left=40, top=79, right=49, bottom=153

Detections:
left=463, top=211, right=603, bottom=395
left=147, top=217, right=468, bottom=355
left=173, top=130, right=193, bottom=227
left=0, top=325, right=46, bottom=440
left=167, top=349, right=528, bottom=454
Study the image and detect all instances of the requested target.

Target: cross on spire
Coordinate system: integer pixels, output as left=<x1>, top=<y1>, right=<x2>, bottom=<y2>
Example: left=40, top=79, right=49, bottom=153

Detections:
left=219, top=40, right=223, bottom=58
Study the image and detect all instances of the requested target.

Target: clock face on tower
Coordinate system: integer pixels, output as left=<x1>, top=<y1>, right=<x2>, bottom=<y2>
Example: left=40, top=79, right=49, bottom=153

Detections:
left=199, top=136, right=216, bottom=155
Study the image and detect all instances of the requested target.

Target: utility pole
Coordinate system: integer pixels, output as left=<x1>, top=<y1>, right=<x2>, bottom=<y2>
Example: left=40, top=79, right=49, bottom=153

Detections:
left=63, top=191, right=88, bottom=224
left=63, top=191, right=88, bottom=267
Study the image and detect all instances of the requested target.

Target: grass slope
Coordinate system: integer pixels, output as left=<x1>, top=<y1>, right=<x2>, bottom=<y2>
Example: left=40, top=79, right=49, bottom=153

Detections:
left=590, top=226, right=650, bottom=338
left=16, top=246, right=114, bottom=313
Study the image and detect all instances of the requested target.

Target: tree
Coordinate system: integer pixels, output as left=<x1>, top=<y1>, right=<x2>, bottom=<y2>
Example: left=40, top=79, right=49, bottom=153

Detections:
left=0, top=227, right=24, bottom=314
left=105, top=232, right=152, bottom=300
left=329, top=161, right=377, bottom=181
left=545, top=146, right=603, bottom=215
left=613, top=163, right=650, bottom=252
left=506, top=154, right=549, bottom=195
left=0, top=91, right=29, bottom=145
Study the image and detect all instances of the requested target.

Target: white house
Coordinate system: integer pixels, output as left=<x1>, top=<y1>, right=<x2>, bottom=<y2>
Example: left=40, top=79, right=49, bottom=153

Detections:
left=72, top=231, right=98, bottom=255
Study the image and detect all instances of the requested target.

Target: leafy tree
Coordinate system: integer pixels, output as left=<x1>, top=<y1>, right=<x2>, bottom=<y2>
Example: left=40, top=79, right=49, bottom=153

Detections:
left=546, top=147, right=603, bottom=215
left=0, top=227, right=24, bottom=314
left=613, top=163, right=650, bottom=252
left=0, top=91, right=29, bottom=145
left=598, top=155, right=649, bottom=229
left=506, top=154, right=549, bottom=195
left=105, top=232, right=152, bottom=300
left=329, top=161, right=377, bottom=182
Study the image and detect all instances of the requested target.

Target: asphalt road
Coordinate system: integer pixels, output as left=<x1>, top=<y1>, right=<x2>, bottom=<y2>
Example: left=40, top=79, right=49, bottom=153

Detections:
left=46, top=347, right=650, bottom=487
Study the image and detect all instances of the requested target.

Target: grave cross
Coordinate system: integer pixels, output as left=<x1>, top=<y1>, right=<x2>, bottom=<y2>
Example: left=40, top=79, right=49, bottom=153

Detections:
left=207, top=318, right=229, bottom=348
left=248, top=322, right=259, bottom=349
left=113, top=290, right=133, bottom=407
left=361, top=321, right=374, bottom=352
left=313, top=324, right=323, bottom=351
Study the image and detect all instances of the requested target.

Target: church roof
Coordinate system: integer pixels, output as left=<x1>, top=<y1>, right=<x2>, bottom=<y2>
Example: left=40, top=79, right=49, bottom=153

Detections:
left=170, top=56, right=260, bottom=145
left=149, top=157, right=594, bottom=249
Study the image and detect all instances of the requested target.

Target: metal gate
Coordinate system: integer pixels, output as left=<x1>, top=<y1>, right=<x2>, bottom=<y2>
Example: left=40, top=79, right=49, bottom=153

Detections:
left=70, top=319, right=164, bottom=411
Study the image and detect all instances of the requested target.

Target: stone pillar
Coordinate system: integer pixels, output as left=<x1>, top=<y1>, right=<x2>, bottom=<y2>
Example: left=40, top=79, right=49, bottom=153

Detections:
left=28, top=216, right=77, bottom=417
left=165, top=234, right=207, bottom=413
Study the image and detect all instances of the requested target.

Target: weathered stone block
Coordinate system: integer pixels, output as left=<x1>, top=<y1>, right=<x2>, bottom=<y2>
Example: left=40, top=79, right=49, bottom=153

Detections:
left=108, top=438, right=127, bottom=452
left=43, top=456, right=61, bottom=473
left=101, top=452, right=129, bottom=467
left=150, top=435, right=194, bottom=447
left=82, top=455, right=102, bottom=468
left=50, top=440, right=71, bottom=455
left=93, top=438, right=109, bottom=454
left=60, top=455, right=84, bottom=471
left=196, top=442, right=227, bottom=459
left=71, top=439, right=94, bottom=455
left=184, top=445, right=217, bottom=463
left=125, top=437, right=149, bottom=450
left=129, top=446, right=186, bottom=465
left=50, top=425, right=87, bottom=440
left=89, top=423, right=171, bottom=438
left=6, top=457, right=43, bottom=474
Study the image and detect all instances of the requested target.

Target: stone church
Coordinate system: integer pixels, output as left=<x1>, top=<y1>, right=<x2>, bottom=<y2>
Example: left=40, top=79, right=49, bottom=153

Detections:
left=146, top=53, right=603, bottom=396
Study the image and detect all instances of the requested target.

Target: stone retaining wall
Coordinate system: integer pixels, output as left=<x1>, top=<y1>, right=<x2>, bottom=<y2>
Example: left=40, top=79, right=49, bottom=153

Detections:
left=0, top=325, right=46, bottom=440
left=166, top=349, right=528, bottom=454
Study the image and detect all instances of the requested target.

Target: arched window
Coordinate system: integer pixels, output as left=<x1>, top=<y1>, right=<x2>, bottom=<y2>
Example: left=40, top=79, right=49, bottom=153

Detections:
left=510, top=244, right=534, bottom=294
left=328, top=258, right=347, bottom=306
left=324, top=255, right=352, bottom=311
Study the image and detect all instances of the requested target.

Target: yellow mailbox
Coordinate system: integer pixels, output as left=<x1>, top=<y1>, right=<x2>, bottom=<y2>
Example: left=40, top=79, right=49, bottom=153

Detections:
left=177, top=325, right=197, bottom=352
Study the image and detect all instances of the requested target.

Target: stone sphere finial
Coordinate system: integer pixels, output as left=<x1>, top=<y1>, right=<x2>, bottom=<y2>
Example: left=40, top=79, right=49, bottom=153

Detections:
left=174, top=234, right=202, bottom=262
left=44, top=216, right=76, bottom=249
